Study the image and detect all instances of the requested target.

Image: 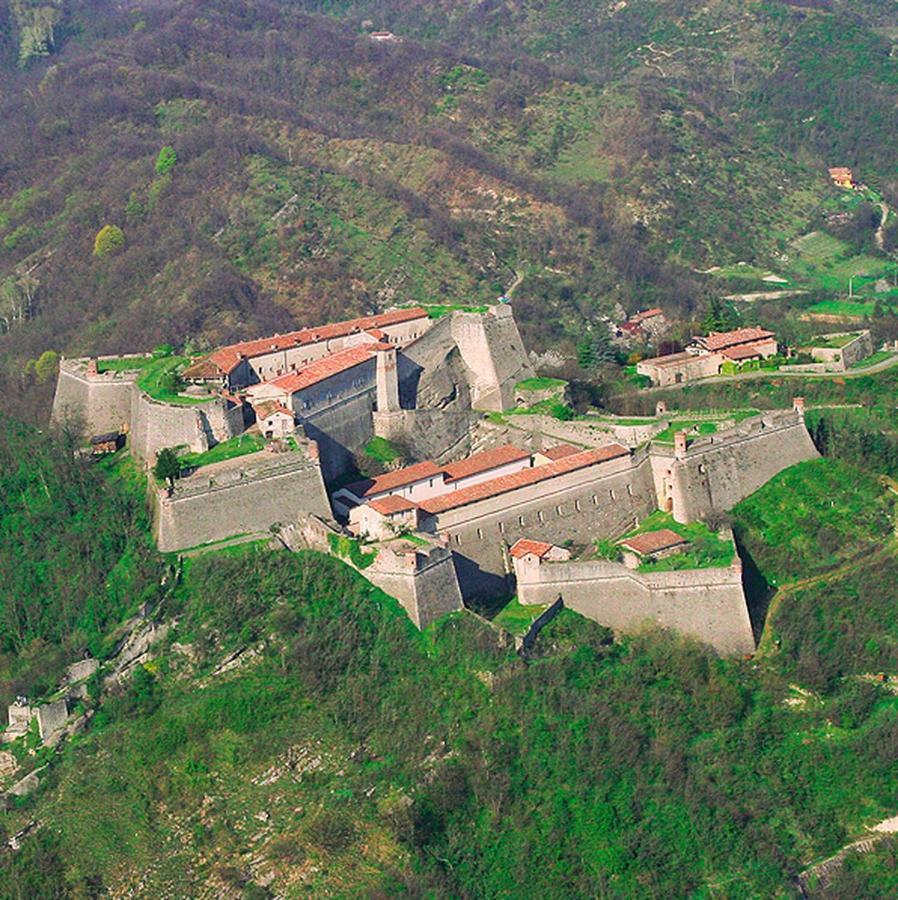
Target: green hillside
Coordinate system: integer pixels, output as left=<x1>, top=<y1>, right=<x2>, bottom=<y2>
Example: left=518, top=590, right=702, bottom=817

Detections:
left=3, top=416, right=898, bottom=895
left=1, top=0, right=897, bottom=419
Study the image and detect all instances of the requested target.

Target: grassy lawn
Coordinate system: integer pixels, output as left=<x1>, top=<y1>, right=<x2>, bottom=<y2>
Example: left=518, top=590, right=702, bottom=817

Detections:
left=786, top=231, right=893, bottom=294
left=364, top=436, right=402, bottom=464
left=136, top=356, right=211, bottom=405
left=850, top=349, right=894, bottom=369
left=805, top=299, right=896, bottom=318
left=612, top=510, right=735, bottom=572
left=424, top=303, right=490, bottom=318
left=653, top=420, right=718, bottom=444
left=179, top=433, right=266, bottom=471
left=492, top=597, right=549, bottom=635
left=516, top=376, right=568, bottom=392
left=810, top=333, right=858, bottom=349
left=732, top=459, right=895, bottom=585
left=97, top=356, right=152, bottom=373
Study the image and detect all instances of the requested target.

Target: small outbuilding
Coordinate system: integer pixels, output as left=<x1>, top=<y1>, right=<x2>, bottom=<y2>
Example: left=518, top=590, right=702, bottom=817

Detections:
left=619, top=529, right=689, bottom=569
left=90, top=431, right=124, bottom=455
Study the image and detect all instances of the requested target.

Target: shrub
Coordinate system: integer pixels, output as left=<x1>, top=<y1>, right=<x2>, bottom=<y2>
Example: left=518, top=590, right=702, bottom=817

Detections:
left=305, top=809, right=356, bottom=852
left=93, top=224, right=125, bottom=257
left=155, top=145, right=178, bottom=175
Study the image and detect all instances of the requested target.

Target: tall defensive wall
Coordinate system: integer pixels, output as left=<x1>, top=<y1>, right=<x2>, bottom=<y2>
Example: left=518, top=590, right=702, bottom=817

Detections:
left=52, top=357, right=142, bottom=436
left=155, top=444, right=330, bottom=552
left=653, top=407, right=819, bottom=523
left=450, top=304, right=535, bottom=411
left=513, top=549, right=754, bottom=656
left=52, top=357, right=247, bottom=461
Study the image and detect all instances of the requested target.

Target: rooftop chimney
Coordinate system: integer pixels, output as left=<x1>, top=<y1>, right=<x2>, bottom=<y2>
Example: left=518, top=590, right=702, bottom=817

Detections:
left=793, top=396, right=806, bottom=416
left=655, top=400, right=667, bottom=417
left=86, top=357, right=99, bottom=376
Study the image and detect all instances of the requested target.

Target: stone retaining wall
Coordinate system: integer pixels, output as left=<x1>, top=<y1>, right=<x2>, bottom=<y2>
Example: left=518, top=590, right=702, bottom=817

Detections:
left=156, top=448, right=331, bottom=552
left=515, top=554, right=753, bottom=656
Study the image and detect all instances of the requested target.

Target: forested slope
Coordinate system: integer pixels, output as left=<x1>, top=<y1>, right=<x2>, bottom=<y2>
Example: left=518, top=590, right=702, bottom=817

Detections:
left=1, top=423, right=898, bottom=897
left=0, top=0, right=896, bottom=419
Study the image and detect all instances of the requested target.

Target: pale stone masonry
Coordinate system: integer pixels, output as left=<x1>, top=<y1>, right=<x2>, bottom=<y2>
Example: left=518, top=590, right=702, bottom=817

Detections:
left=512, top=541, right=754, bottom=656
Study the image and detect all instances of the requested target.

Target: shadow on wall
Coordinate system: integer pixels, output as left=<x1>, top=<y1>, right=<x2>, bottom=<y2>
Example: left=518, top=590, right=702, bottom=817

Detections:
left=452, top=552, right=512, bottom=603
left=734, top=532, right=773, bottom=643
left=303, top=421, right=356, bottom=485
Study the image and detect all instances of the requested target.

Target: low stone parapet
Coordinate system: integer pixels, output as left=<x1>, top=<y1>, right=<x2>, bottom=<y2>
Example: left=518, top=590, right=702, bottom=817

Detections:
left=514, top=552, right=754, bottom=656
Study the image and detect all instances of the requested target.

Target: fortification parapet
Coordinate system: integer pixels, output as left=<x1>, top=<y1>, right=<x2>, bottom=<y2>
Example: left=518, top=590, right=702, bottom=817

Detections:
left=365, top=542, right=464, bottom=628
left=130, top=390, right=244, bottom=462
left=156, top=447, right=330, bottom=552
left=653, top=409, right=819, bottom=523
left=450, top=305, right=535, bottom=411
left=51, top=357, right=144, bottom=435
left=514, top=549, right=753, bottom=656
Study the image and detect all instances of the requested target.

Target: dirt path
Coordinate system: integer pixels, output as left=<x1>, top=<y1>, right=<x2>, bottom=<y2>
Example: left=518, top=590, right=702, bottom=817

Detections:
left=757, top=539, right=897, bottom=657
left=798, top=814, right=898, bottom=895
left=504, top=269, right=525, bottom=299
left=876, top=201, right=889, bottom=250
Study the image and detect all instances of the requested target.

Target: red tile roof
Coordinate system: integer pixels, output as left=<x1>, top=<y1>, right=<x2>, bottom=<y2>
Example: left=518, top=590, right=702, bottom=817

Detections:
left=344, top=460, right=445, bottom=499
left=182, top=357, right=228, bottom=380
left=368, top=495, right=419, bottom=515
left=418, top=444, right=630, bottom=515
left=619, top=529, right=687, bottom=556
left=829, top=167, right=853, bottom=179
left=640, top=351, right=694, bottom=368
left=253, top=400, right=294, bottom=419
left=205, top=307, right=428, bottom=374
left=509, top=539, right=555, bottom=559
left=442, top=444, right=531, bottom=482
left=540, top=444, right=580, bottom=461
left=698, top=328, right=775, bottom=353
left=630, top=307, right=663, bottom=324
left=262, top=344, right=384, bottom=395
left=720, top=340, right=775, bottom=361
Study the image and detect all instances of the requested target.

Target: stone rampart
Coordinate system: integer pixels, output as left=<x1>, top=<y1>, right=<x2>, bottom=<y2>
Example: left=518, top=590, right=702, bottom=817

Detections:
left=279, top=514, right=463, bottom=629
left=51, top=358, right=140, bottom=435
left=507, top=414, right=664, bottom=449
left=373, top=408, right=478, bottom=462
left=155, top=448, right=331, bottom=552
left=515, top=555, right=754, bottom=656
left=364, top=544, right=464, bottom=629
left=430, top=450, right=658, bottom=599
left=451, top=305, right=535, bottom=411
left=130, top=390, right=243, bottom=462
left=659, top=410, right=819, bottom=522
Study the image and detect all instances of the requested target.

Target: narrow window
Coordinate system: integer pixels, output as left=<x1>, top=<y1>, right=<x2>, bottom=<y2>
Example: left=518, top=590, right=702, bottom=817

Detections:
left=537, top=510, right=545, bottom=523
left=627, top=484, right=633, bottom=496
left=518, top=515, right=525, bottom=527
left=575, top=499, right=582, bottom=512
left=498, top=521, right=505, bottom=534
left=609, top=489, right=616, bottom=501
left=476, top=528, right=483, bottom=540
left=592, top=494, right=599, bottom=505
left=556, top=505, right=563, bottom=516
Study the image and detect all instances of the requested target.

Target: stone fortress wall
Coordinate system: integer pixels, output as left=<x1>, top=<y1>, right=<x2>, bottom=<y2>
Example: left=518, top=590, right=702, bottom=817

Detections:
left=129, top=390, right=245, bottom=462
left=52, top=357, right=142, bottom=436
left=514, top=547, right=754, bottom=656
left=281, top=513, right=463, bottom=629
left=450, top=304, right=535, bottom=411
left=655, top=408, right=819, bottom=523
left=424, top=449, right=658, bottom=598
left=156, top=444, right=331, bottom=552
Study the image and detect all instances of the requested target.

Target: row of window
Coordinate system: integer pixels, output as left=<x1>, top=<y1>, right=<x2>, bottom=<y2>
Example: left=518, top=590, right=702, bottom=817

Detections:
left=450, top=484, right=635, bottom=545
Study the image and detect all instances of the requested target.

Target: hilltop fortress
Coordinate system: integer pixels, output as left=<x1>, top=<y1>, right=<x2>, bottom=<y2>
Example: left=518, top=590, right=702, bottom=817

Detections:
left=52, top=304, right=819, bottom=654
